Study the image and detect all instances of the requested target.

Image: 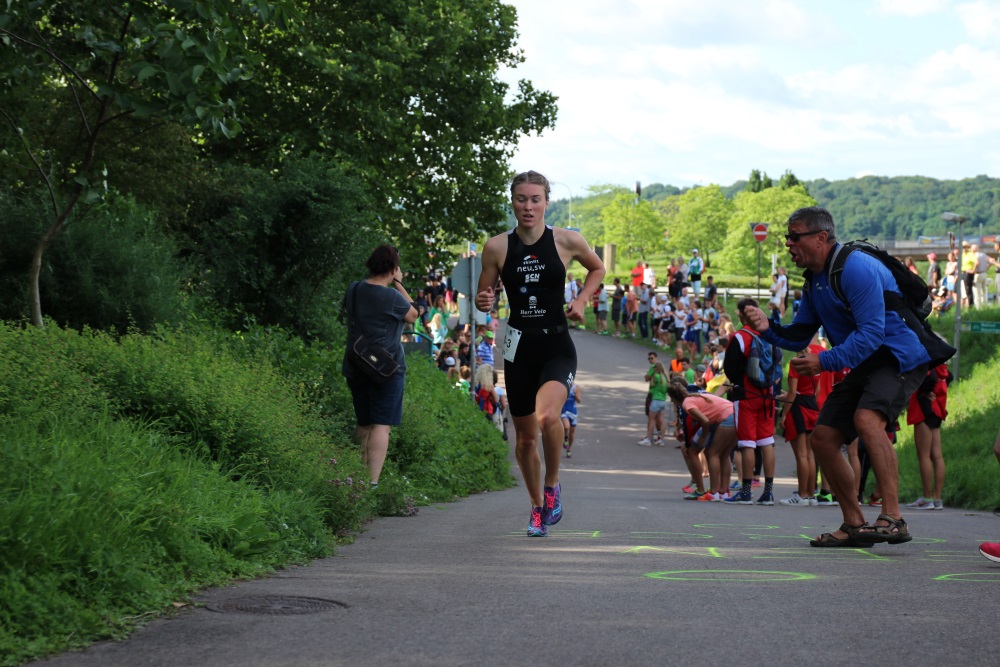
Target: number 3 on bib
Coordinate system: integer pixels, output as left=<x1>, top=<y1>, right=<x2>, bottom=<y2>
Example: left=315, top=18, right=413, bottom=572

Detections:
left=502, top=326, right=522, bottom=363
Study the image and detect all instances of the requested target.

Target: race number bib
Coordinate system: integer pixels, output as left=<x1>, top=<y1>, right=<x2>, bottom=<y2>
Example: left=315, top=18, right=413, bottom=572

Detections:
left=502, top=325, right=522, bottom=363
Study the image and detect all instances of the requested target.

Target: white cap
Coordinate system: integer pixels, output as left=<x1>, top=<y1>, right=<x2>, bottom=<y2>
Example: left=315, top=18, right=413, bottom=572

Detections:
left=692, top=249, right=699, bottom=253
left=445, top=356, right=456, bottom=366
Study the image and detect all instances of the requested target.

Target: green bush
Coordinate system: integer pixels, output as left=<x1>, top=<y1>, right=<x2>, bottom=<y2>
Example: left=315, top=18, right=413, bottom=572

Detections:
left=0, top=319, right=514, bottom=664
left=177, top=157, right=375, bottom=340
left=895, top=350, right=1000, bottom=509
left=208, top=322, right=513, bottom=505
left=0, top=189, right=184, bottom=332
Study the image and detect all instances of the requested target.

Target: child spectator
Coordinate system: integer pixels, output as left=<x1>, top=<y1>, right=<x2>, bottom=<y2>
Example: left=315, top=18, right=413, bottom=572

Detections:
left=474, top=364, right=501, bottom=429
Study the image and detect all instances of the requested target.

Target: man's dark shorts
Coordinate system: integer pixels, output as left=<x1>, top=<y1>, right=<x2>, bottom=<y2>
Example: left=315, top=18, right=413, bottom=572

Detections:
left=816, top=347, right=927, bottom=443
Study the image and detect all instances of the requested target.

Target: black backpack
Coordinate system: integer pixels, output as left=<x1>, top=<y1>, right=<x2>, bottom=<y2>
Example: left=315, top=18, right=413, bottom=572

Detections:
left=806, top=240, right=956, bottom=367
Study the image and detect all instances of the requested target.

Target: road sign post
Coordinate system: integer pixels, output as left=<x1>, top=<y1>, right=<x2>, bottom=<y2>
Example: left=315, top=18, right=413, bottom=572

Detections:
left=750, top=223, right=769, bottom=302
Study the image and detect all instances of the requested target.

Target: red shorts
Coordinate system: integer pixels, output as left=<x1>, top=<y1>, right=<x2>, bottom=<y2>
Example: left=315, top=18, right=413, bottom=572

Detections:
left=782, top=400, right=818, bottom=442
left=735, top=395, right=775, bottom=448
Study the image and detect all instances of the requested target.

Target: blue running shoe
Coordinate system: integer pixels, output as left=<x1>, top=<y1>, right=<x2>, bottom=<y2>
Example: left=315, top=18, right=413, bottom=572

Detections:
left=542, top=483, right=563, bottom=525
left=755, top=491, right=775, bottom=506
left=527, top=506, right=547, bottom=536
left=724, top=490, right=753, bottom=505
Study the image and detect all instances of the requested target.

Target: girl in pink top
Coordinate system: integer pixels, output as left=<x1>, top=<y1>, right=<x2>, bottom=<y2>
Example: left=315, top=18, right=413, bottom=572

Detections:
left=668, top=379, right=737, bottom=501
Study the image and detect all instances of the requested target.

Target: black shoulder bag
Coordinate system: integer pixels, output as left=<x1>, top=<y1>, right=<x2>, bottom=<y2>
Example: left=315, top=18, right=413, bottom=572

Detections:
left=345, top=282, right=400, bottom=383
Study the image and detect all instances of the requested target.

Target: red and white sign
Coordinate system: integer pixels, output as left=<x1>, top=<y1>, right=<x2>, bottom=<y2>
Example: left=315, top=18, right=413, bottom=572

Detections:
left=750, top=222, right=769, bottom=243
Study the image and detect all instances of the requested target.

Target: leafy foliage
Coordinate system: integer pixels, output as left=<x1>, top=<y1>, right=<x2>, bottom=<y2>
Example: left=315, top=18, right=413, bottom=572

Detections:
left=659, top=184, right=734, bottom=265
left=717, top=185, right=818, bottom=276
left=601, top=191, right=665, bottom=260
left=0, top=189, right=184, bottom=332
left=0, top=319, right=512, bottom=663
left=177, top=157, right=373, bottom=339
left=201, top=0, right=558, bottom=253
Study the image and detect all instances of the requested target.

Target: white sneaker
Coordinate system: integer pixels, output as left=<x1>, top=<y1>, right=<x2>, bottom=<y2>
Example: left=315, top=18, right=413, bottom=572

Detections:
left=933, top=499, right=944, bottom=510
left=637, top=437, right=652, bottom=446
left=779, top=492, right=810, bottom=506
left=906, top=497, right=934, bottom=510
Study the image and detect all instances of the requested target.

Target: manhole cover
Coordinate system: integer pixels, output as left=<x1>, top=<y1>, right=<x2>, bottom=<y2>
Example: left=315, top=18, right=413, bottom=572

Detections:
left=206, top=595, right=348, bottom=615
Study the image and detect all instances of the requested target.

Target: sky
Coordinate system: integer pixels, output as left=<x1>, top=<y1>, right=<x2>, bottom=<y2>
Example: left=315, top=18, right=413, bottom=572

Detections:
left=497, top=0, right=1000, bottom=199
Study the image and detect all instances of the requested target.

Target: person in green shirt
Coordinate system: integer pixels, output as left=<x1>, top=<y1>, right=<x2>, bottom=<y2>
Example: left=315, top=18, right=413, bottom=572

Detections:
left=639, top=361, right=670, bottom=446
left=682, top=358, right=695, bottom=385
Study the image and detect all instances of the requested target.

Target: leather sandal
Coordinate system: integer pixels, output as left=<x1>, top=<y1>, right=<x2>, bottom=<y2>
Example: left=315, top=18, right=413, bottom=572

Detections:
left=852, top=513, right=912, bottom=544
left=810, top=523, right=874, bottom=548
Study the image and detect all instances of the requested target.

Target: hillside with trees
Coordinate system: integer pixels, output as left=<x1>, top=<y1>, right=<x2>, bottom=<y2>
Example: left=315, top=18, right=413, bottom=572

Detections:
left=546, top=173, right=1000, bottom=251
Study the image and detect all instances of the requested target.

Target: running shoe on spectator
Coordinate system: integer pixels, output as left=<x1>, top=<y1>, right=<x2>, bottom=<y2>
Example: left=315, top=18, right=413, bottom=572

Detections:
left=682, top=483, right=698, bottom=494
left=815, top=491, right=838, bottom=506
left=637, top=437, right=653, bottom=446
left=979, top=542, right=1000, bottom=563
left=696, top=491, right=719, bottom=502
left=755, top=491, right=775, bottom=506
left=865, top=494, right=882, bottom=506
left=933, top=499, right=944, bottom=510
left=779, top=492, right=811, bottom=507
left=724, top=490, right=753, bottom=505
left=527, top=507, right=547, bottom=537
left=906, top=497, right=934, bottom=510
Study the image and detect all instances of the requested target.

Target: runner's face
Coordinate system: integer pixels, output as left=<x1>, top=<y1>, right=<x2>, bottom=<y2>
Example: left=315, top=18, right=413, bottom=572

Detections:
left=511, top=183, right=548, bottom=228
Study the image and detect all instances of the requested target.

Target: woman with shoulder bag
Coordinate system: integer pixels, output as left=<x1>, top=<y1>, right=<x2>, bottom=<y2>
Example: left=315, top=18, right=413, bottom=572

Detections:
left=342, top=244, right=418, bottom=489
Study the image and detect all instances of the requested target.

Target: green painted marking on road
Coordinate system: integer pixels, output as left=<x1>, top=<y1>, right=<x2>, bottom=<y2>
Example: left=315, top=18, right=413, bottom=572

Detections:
left=693, top=523, right=780, bottom=530
left=645, top=570, right=817, bottom=582
left=624, top=546, right=724, bottom=558
left=629, top=531, right=714, bottom=540
left=756, top=546, right=889, bottom=560
left=933, top=572, right=1000, bottom=582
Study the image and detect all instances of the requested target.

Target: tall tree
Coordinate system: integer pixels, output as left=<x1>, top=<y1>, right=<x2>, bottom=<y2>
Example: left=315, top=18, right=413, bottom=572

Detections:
left=601, top=192, right=663, bottom=261
left=779, top=169, right=804, bottom=191
left=659, top=184, right=733, bottom=265
left=202, top=0, right=558, bottom=253
left=0, top=0, right=300, bottom=326
left=717, top=185, right=817, bottom=277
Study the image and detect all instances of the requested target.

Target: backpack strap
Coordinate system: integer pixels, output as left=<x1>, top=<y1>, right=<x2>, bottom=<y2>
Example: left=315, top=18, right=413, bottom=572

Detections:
left=826, top=242, right=855, bottom=308
left=340, top=281, right=361, bottom=327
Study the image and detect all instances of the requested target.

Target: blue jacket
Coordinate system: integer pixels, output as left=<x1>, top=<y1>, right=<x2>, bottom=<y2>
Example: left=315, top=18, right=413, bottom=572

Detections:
left=762, top=246, right=930, bottom=373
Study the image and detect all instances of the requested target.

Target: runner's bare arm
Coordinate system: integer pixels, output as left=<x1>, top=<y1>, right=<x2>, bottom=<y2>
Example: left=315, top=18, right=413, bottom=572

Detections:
left=556, top=229, right=606, bottom=323
left=475, top=235, right=505, bottom=313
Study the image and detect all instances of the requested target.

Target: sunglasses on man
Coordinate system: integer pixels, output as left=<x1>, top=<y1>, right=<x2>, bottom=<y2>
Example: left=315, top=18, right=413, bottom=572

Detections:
left=784, top=229, right=825, bottom=242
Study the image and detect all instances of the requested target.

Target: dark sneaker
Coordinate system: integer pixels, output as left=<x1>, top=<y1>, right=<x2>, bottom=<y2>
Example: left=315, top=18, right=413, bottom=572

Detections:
left=724, top=490, right=753, bottom=505
left=527, top=506, right=547, bottom=537
left=755, top=491, right=775, bottom=506
left=815, top=492, right=838, bottom=506
left=542, top=483, right=562, bottom=525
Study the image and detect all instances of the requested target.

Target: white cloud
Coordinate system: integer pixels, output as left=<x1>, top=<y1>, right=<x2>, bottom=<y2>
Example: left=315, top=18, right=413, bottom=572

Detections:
left=875, top=0, right=950, bottom=17
left=500, top=1, right=1000, bottom=190
left=956, top=1, right=1000, bottom=41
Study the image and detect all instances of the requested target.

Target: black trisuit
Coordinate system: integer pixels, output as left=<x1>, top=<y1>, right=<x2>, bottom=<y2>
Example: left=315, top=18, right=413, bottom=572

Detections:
left=500, top=225, right=577, bottom=417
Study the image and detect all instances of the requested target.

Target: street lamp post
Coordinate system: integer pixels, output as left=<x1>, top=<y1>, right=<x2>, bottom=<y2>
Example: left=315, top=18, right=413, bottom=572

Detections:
left=942, top=212, right=966, bottom=379
left=550, top=181, right=573, bottom=227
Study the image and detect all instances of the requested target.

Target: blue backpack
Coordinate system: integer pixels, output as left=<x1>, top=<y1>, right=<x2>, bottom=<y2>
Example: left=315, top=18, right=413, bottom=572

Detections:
left=745, top=329, right=782, bottom=390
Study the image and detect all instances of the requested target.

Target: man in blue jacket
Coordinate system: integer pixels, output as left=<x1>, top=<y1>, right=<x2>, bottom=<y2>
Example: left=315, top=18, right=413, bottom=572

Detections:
left=743, top=206, right=929, bottom=548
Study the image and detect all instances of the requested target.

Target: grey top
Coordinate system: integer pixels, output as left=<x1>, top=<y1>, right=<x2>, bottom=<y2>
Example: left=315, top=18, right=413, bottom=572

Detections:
left=341, top=281, right=412, bottom=378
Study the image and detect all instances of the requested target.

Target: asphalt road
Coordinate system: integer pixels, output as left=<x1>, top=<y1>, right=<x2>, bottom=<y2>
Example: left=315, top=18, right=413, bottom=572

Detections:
left=35, top=326, right=1000, bottom=667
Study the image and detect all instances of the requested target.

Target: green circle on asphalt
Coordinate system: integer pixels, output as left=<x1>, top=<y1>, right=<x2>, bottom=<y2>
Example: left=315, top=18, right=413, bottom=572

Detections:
left=934, top=573, right=1000, bottom=582
left=645, top=570, right=817, bottom=582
